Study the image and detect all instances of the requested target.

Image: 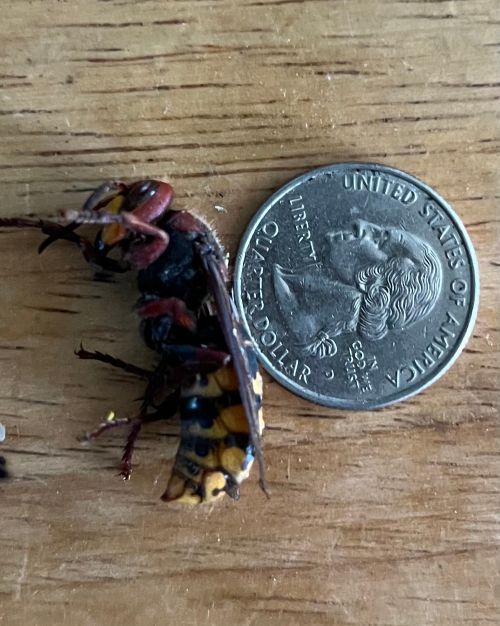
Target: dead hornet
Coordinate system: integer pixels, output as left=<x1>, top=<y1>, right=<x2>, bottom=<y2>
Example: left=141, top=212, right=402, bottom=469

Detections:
left=0, top=180, right=267, bottom=503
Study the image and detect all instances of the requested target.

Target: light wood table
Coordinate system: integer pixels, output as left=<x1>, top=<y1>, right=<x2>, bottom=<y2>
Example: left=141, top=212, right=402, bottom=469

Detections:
left=1, top=2, right=498, bottom=625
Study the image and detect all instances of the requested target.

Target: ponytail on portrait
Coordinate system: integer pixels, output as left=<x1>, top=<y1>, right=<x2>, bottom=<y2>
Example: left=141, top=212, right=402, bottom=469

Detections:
left=355, top=242, right=442, bottom=341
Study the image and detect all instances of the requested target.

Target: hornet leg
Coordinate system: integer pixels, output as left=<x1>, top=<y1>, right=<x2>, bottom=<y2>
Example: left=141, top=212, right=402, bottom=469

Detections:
left=0, top=217, right=129, bottom=273
left=39, top=180, right=128, bottom=253
left=84, top=414, right=132, bottom=441
left=85, top=390, right=180, bottom=480
left=64, top=209, right=169, bottom=269
left=120, top=419, right=143, bottom=480
left=120, top=390, right=181, bottom=480
left=75, top=345, right=153, bottom=380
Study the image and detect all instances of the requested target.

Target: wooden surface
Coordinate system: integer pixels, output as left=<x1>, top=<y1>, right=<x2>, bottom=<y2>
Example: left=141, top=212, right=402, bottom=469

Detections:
left=1, top=2, right=499, bottom=625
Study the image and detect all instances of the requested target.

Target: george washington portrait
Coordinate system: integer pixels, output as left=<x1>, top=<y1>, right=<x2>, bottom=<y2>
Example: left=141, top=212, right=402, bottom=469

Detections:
left=272, top=219, right=442, bottom=359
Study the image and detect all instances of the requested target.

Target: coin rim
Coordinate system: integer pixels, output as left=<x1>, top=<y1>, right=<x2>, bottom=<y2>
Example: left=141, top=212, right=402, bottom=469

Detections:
left=234, top=162, right=480, bottom=410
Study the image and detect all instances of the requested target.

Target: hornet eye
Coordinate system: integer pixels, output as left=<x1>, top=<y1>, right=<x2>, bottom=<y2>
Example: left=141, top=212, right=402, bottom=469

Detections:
left=123, top=180, right=159, bottom=211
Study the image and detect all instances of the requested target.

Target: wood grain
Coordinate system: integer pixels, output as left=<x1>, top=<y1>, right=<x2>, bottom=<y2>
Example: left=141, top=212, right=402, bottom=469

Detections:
left=0, top=1, right=498, bottom=625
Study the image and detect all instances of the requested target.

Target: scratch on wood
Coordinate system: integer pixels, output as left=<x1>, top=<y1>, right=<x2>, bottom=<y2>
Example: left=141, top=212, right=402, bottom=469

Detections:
left=14, top=551, right=29, bottom=602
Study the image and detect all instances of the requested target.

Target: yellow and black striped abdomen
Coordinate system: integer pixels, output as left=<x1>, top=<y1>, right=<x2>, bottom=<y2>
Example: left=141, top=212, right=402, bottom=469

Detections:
left=162, top=365, right=263, bottom=504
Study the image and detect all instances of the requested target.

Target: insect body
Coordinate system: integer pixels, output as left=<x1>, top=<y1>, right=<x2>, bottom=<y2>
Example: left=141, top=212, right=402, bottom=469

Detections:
left=0, top=180, right=267, bottom=503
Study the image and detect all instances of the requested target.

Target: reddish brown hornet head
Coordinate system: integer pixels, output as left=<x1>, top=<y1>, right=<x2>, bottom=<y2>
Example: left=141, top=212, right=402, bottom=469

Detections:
left=64, top=179, right=175, bottom=269
left=99, top=180, right=174, bottom=247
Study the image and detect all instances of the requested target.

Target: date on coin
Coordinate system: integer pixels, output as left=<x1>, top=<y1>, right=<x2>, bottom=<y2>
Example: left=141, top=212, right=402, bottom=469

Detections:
left=234, top=163, right=478, bottom=409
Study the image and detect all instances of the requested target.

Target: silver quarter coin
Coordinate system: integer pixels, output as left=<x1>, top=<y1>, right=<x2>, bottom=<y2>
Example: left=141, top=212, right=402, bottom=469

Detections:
left=234, top=163, right=479, bottom=409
